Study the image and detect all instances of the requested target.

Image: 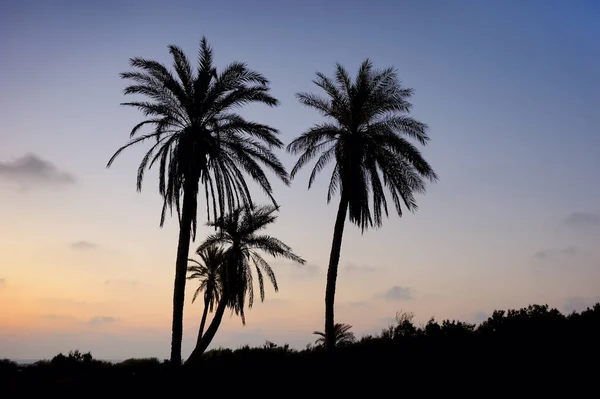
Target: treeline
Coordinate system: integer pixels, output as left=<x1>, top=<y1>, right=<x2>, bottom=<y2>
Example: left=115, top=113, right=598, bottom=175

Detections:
left=2, top=303, right=599, bottom=394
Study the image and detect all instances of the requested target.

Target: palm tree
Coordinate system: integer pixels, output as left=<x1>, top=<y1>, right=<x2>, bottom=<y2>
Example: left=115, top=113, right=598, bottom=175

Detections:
left=106, top=37, right=288, bottom=364
left=187, top=244, right=225, bottom=346
left=314, top=323, right=355, bottom=347
left=187, top=204, right=305, bottom=362
left=287, top=59, right=437, bottom=351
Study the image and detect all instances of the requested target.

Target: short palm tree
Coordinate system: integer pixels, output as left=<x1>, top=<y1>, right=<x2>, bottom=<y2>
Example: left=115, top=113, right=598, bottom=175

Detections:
left=107, top=38, right=288, bottom=364
left=187, top=204, right=305, bottom=362
left=314, top=323, right=355, bottom=347
left=287, top=59, right=437, bottom=351
left=187, top=244, right=225, bottom=346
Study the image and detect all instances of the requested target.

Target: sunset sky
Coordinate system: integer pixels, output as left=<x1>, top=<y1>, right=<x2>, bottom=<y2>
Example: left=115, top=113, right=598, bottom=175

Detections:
left=1, top=0, right=599, bottom=361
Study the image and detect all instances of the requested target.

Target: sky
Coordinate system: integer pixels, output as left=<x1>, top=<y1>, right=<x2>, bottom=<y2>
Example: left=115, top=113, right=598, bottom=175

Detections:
left=0, top=0, right=599, bottom=361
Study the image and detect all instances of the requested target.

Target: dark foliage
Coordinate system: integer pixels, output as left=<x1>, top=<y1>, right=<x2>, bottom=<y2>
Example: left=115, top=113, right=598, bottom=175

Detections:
left=3, top=303, right=598, bottom=395
left=313, top=322, right=356, bottom=346
left=199, top=204, right=305, bottom=324
left=107, top=37, right=288, bottom=230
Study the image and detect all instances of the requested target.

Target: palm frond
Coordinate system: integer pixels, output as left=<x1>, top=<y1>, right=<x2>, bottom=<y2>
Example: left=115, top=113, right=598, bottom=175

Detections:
left=313, top=323, right=355, bottom=346
left=187, top=244, right=225, bottom=306
left=194, top=204, right=304, bottom=325
left=287, top=59, right=437, bottom=231
left=107, top=38, right=289, bottom=238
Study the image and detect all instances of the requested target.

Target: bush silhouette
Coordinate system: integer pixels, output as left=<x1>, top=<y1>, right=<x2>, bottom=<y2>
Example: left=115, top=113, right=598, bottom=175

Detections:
left=4, top=302, right=599, bottom=394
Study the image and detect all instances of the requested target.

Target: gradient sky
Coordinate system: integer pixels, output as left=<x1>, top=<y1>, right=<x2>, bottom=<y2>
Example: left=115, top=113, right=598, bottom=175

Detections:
left=1, top=0, right=599, bottom=361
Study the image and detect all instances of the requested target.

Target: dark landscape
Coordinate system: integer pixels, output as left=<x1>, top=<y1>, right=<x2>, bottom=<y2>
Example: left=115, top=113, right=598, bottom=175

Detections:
left=2, top=2, right=598, bottom=395
left=3, top=303, right=599, bottom=394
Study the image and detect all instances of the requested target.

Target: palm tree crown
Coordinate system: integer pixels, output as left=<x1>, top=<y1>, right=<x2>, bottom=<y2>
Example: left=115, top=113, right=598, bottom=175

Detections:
left=287, top=59, right=437, bottom=232
left=188, top=244, right=225, bottom=310
left=198, top=205, right=306, bottom=324
left=187, top=244, right=226, bottom=344
left=314, top=323, right=356, bottom=346
left=107, top=37, right=289, bottom=236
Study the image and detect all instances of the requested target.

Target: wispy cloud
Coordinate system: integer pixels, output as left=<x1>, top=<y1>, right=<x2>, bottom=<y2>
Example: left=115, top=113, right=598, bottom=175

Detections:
left=70, top=240, right=98, bottom=251
left=0, top=278, right=5, bottom=289
left=563, top=212, right=600, bottom=229
left=380, top=286, right=413, bottom=301
left=40, top=314, right=120, bottom=325
left=88, top=316, right=119, bottom=325
left=533, top=245, right=580, bottom=261
left=0, top=153, right=75, bottom=188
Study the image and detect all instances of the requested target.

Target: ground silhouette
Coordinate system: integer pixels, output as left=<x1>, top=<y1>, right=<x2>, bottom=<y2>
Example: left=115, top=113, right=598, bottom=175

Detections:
left=3, top=302, right=598, bottom=394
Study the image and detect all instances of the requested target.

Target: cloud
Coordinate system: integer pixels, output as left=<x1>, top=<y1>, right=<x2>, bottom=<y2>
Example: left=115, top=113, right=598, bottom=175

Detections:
left=563, top=212, right=600, bottom=229
left=88, top=316, right=119, bottom=325
left=563, top=296, right=600, bottom=314
left=41, top=314, right=120, bottom=325
left=533, top=245, right=580, bottom=261
left=344, top=263, right=379, bottom=273
left=0, top=278, right=5, bottom=290
left=0, top=153, right=75, bottom=188
left=381, top=286, right=413, bottom=301
left=70, top=240, right=98, bottom=251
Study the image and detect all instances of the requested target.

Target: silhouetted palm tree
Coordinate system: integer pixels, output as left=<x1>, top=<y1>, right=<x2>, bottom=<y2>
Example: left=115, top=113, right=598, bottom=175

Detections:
left=107, top=38, right=288, bottom=363
left=314, top=323, right=355, bottom=347
left=187, top=244, right=225, bottom=346
left=287, top=59, right=437, bottom=351
left=187, top=204, right=305, bottom=362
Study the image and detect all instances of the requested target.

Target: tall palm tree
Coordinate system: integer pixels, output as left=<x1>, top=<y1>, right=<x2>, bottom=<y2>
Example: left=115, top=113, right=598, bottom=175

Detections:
left=287, top=59, right=437, bottom=352
left=187, top=244, right=225, bottom=346
left=187, top=204, right=305, bottom=362
left=107, top=37, right=289, bottom=364
left=313, top=323, right=355, bottom=347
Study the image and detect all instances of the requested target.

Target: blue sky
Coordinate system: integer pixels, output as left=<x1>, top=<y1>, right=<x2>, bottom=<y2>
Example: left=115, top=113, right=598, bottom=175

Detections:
left=0, top=0, right=599, bottom=360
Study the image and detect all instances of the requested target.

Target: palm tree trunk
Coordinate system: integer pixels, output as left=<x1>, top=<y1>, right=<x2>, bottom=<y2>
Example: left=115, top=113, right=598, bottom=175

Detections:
left=170, top=187, right=198, bottom=365
left=196, top=298, right=210, bottom=346
left=325, top=195, right=349, bottom=352
left=187, top=294, right=228, bottom=364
